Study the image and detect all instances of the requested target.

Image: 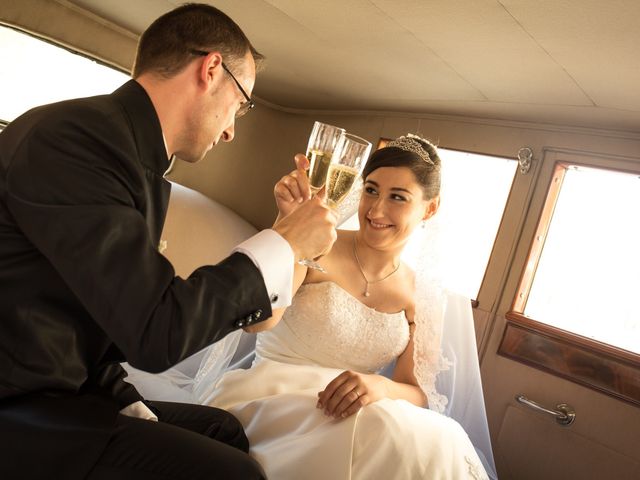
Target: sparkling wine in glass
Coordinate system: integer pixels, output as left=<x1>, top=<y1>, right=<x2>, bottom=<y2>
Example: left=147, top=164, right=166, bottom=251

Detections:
left=325, top=133, right=372, bottom=209
left=305, top=122, right=345, bottom=194
left=300, top=133, right=372, bottom=273
left=298, top=122, right=346, bottom=272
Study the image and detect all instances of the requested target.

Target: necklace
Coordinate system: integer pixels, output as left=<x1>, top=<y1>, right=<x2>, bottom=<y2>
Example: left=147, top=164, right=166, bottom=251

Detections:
left=352, top=237, right=400, bottom=297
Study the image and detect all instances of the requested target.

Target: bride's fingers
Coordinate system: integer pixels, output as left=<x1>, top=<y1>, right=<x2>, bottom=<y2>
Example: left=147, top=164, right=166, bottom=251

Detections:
left=323, top=379, right=361, bottom=416
left=274, top=186, right=294, bottom=204
left=317, top=371, right=350, bottom=407
left=275, top=173, right=308, bottom=206
left=290, top=170, right=311, bottom=202
left=332, top=389, right=366, bottom=418
left=282, top=175, right=303, bottom=202
left=274, top=176, right=295, bottom=203
left=338, top=394, right=369, bottom=419
left=293, top=164, right=312, bottom=201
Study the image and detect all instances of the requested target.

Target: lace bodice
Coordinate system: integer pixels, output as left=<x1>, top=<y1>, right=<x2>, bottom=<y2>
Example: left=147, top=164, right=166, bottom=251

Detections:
left=255, top=282, right=410, bottom=373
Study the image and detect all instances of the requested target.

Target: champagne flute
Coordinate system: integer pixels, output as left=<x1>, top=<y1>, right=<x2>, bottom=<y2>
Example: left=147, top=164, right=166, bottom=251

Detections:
left=299, top=133, right=372, bottom=273
left=325, top=133, right=372, bottom=210
left=306, top=121, right=345, bottom=194
left=298, top=122, right=345, bottom=271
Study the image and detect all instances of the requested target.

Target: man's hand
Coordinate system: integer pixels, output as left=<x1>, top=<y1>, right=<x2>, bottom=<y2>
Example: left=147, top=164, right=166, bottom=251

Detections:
left=272, top=187, right=337, bottom=262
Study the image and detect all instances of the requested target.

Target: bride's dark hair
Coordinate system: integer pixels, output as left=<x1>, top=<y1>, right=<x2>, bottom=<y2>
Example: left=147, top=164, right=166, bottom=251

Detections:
left=362, top=135, right=441, bottom=200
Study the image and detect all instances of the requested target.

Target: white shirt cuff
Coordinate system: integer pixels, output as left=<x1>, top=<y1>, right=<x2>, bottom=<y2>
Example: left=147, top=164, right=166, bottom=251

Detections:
left=234, top=229, right=294, bottom=309
left=119, top=400, right=158, bottom=421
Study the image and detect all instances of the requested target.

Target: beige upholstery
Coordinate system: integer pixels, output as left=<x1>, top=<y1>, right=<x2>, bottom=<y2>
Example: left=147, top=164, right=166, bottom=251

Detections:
left=161, top=182, right=258, bottom=276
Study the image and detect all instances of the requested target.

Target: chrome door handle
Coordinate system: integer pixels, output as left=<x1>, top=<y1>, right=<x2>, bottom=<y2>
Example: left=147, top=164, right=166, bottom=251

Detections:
left=515, top=394, right=576, bottom=426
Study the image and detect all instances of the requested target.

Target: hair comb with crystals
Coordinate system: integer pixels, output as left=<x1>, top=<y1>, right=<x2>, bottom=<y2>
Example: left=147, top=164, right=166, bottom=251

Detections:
left=386, top=134, right=434, bottom=165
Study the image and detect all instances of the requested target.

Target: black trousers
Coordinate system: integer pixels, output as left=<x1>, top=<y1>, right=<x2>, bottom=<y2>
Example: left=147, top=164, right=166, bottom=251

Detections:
left=86, top=401, right=265, bottom=480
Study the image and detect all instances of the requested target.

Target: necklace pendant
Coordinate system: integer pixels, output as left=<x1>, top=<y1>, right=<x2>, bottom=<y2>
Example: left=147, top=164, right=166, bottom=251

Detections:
left=364, top=291, right=371, bottom=297
left=364, top=285, right=371, bottom=297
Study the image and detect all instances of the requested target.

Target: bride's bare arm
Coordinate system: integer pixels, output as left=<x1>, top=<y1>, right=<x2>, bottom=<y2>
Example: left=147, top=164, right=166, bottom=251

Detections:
left=390, top=322, right=428, bottom=406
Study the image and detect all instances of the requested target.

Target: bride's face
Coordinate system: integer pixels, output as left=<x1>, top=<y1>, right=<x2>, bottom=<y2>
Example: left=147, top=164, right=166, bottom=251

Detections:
left=358, top=166, right=438, bottom=251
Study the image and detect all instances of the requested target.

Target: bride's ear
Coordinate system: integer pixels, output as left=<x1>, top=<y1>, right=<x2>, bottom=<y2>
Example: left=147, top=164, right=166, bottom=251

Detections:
left=423, top=195, right=440, bottom=221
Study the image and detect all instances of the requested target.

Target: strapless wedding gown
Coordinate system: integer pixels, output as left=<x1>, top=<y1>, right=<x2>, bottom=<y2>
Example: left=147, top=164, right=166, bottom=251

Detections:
left=208, top=282, right=488, bottom=480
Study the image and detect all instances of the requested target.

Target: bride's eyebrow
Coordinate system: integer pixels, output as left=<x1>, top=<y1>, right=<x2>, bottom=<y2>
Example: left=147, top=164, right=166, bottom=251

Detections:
left=366, top=180, right=412, bottom=195
left=365, top=179, right=413, bottom=195
left=391, top=187, right=412, bottom=195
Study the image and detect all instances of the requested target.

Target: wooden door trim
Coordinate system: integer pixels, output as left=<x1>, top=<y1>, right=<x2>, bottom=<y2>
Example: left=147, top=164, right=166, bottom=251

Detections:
left=500, top=313, right=640, bottom=408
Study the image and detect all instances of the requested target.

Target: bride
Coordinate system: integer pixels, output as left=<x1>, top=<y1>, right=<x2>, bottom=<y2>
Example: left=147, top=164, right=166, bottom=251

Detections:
left=127, top=134, right=497, bottom=479
left=206, top=135, right=492, bottom=479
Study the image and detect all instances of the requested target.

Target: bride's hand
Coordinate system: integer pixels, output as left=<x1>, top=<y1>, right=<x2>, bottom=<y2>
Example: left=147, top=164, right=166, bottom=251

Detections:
left=316, top=370, right=388, bottom=419
left=274, top=154, right=312, bottom=218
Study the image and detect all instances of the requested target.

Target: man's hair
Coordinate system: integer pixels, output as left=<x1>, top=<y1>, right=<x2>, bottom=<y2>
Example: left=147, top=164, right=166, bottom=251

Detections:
left=132, top=3, right=264, bottom=78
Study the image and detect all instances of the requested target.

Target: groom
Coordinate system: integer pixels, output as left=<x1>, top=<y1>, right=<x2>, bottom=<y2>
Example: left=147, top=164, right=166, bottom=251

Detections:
left=0, top=3, right=336, bottom=479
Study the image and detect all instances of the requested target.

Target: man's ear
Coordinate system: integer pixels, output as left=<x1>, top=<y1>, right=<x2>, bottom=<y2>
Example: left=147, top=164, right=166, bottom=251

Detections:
left=423, top=195, right=440, bottom=220
left=198, top=51, right=223, bottom=88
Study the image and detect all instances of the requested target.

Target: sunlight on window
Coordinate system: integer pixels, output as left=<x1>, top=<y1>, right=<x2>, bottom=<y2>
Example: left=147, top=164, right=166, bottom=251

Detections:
left=341, top=148, right=517, bottom=300
left=525, top=166, right=640, bottom=353
left=0, top=25, right=129, bottom=122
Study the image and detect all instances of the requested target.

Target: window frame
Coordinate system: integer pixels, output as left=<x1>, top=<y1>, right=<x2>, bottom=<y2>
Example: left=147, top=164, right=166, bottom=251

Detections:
left=0, top=22, right=129, bottom=77
left=0, top=22, right=130, bottom=124
left=502, top=159, right=640, bottom=407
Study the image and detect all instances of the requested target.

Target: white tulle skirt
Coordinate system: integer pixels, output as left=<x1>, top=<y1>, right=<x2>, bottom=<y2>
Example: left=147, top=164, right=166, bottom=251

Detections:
left=207, top=358, right=488, bottom=480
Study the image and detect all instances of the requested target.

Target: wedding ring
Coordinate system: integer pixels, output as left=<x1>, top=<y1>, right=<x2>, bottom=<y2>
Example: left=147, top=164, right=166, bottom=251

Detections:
left=353, top=389, right=361, bottom=398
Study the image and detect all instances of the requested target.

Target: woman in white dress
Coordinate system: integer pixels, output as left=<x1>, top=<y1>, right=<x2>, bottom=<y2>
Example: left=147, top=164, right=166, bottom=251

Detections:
left=203, top=135, right=493, bottom=479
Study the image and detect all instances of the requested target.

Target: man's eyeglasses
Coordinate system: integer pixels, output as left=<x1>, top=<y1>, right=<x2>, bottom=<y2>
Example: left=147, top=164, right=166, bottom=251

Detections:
left=190, top=49, right=255, bottom=117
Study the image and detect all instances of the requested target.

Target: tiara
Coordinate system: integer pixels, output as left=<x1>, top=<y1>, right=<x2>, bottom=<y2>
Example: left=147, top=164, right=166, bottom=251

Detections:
left=387, top=134, right=434, bottom=165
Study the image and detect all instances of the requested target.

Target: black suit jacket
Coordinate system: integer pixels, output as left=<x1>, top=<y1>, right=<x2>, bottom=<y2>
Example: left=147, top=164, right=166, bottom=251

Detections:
left=0, top=80, right=272, bottom=478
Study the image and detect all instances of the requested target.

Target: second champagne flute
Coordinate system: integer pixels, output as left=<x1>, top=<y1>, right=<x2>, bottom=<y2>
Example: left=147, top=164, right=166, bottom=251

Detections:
left=298, top=122, right=345, bottom=272
left=325, top=133, right=372, bottom=209
left=306, top=121, right=345, bottom=194
left=302, top=133, right=371, bottom=273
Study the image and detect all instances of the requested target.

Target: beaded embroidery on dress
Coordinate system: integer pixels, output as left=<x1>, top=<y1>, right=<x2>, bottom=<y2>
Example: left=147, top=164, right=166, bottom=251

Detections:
left=256, top=281, right=409, bottom=373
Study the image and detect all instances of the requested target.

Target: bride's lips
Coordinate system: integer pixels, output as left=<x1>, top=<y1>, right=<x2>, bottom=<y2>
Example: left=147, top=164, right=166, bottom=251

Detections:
left=367, top=218, right=394, bottom=229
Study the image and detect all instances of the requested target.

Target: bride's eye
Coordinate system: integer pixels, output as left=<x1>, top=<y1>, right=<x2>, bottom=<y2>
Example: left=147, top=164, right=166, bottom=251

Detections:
left=365, top=186, right=378, bottom=195
left=391, top=194, right=407, bottom=202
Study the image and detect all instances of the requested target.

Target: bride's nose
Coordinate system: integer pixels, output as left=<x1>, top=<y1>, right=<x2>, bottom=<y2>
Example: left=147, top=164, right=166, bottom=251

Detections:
left=367, top=197, right=385, bottom=218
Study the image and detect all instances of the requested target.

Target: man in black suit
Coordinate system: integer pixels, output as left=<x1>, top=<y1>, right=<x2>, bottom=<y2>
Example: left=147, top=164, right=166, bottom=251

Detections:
left=0, top=3, right=336, bottom=479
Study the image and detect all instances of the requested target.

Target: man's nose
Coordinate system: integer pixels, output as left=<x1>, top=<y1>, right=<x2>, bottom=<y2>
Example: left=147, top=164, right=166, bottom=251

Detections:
left=222, top=122, right=235, bottom=142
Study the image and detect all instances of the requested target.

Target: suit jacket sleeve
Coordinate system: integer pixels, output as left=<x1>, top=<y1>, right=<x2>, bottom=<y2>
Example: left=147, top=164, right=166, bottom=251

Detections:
left=1, top=101, right=272, bottom=374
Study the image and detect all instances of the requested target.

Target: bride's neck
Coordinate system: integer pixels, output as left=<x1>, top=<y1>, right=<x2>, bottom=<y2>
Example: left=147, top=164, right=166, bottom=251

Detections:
left=353, top=233, right=402, bottom=276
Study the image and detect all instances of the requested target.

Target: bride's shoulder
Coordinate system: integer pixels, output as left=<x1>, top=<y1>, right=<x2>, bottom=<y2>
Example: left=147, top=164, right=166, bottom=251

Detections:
left=395, top=264, right=417, bottom=318
left=326, top=230, right=356, bottom=258
left=335, top=229, right=355, bottom=244
left=400, top=262, right=416, bottom=286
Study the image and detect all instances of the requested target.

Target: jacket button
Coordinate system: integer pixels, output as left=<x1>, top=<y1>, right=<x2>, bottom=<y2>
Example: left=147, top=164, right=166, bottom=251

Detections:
left=236, top=319, right=245, bottom=328
left=254, top=310, right=262, bottom=320
left=245, top=315, right=253, bottom=325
